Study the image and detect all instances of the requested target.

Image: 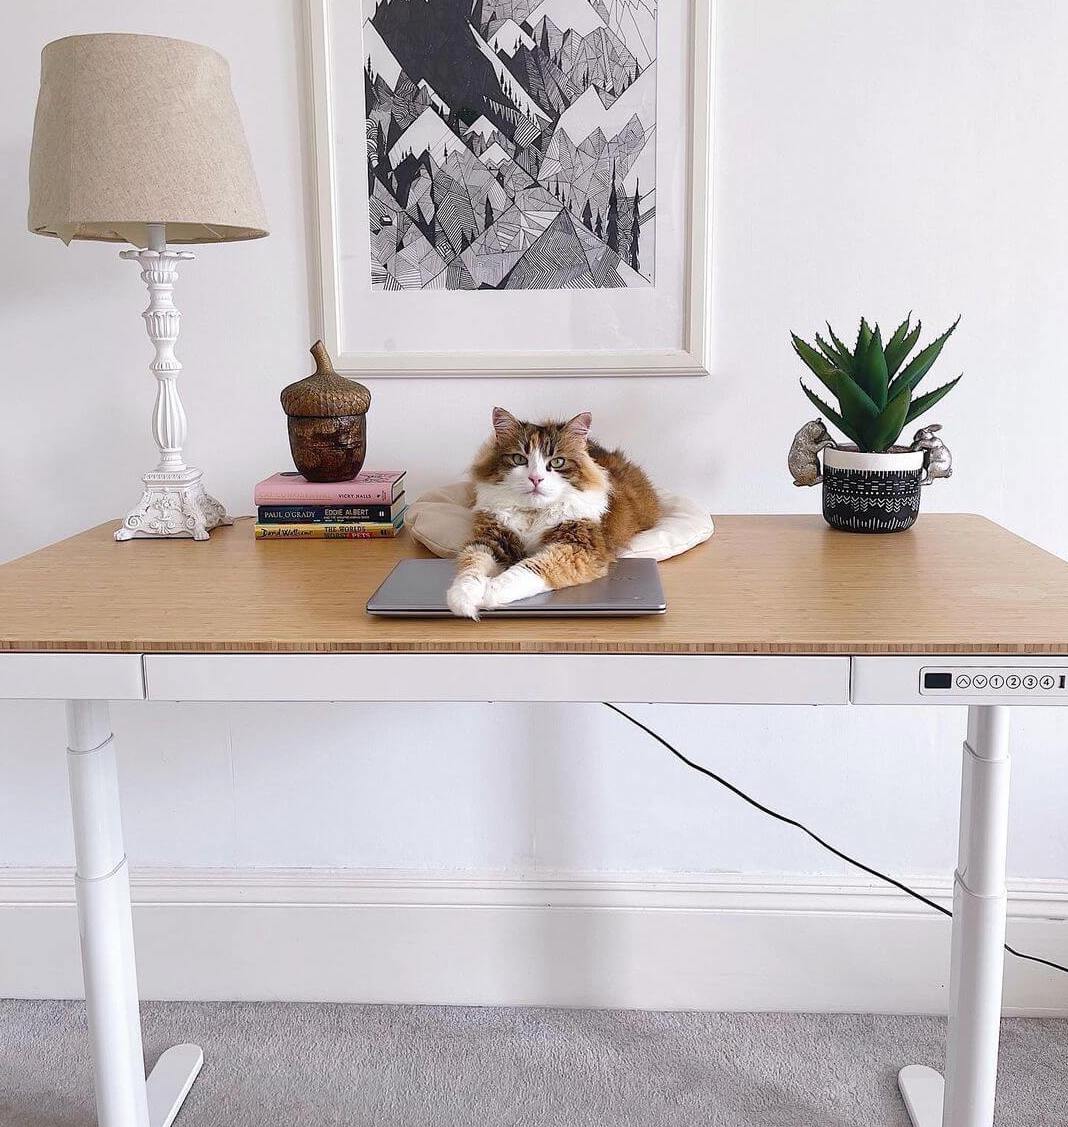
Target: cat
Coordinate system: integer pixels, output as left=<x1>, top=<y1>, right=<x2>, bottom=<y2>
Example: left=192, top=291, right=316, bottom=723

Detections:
left=446, top=407, right=661, bottom=619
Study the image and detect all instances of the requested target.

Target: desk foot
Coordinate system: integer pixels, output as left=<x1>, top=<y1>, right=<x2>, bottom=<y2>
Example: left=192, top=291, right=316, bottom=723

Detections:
left=898, top=1064, right=944, bottom=1126
left=147, top=1044, right=204, bottom=1127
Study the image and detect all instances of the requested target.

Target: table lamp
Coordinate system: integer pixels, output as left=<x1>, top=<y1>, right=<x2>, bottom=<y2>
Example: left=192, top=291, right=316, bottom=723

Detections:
left=28, top=33, right=268, bottom=541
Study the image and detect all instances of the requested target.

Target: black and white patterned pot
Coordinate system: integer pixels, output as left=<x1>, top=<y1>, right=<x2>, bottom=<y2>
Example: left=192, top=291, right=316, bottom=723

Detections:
left=822, top=448, right=926, bottom=533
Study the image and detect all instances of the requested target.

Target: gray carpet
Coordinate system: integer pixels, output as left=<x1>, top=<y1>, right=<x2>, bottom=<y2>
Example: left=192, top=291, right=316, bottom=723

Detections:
left=1, top=1002, right=1065, bottom=1127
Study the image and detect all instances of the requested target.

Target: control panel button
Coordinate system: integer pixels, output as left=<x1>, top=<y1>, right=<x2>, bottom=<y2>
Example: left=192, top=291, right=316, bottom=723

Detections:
left=1041, top=675, right=1056, bottom=689
left=956, top=674, right=972, bottom=689
left=1023, top=675, right=1039, bottom=690
left=1006, top=675, right=1022, bottom=689
left=971, top=674, right=988, bottom=689
left=989, top=675, right=1005, bottom=689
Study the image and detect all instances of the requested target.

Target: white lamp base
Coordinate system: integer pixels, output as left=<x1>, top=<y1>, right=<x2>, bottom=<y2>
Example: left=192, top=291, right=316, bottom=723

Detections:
left=115, top=225, right=230, bottom=543
left=115, top=468, right=231, bottom=541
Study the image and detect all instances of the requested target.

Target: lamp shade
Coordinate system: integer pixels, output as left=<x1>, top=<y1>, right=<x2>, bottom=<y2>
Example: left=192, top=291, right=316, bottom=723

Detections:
left=28, top=33, right=268, bottom=246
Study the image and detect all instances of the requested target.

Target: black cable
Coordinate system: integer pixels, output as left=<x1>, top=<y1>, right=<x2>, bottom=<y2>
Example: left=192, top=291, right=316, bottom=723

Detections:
left=603, top=702, right=1068, bottom=978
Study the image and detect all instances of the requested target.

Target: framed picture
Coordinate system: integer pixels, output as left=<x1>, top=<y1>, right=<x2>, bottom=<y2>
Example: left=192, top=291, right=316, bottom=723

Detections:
left=306, top=0, right=713, bottom=377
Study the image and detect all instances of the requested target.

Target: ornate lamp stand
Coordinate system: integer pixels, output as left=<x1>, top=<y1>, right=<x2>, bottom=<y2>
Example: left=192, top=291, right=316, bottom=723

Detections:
left=115, top=224, right=230, bottom=541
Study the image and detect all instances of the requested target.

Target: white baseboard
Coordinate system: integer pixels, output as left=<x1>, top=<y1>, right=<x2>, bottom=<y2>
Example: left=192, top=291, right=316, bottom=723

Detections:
left=3, top=868, right=1068, bottom=1016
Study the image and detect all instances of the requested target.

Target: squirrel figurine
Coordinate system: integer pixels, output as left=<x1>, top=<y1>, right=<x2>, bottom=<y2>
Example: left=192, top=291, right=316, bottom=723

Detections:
left=788, top=419, right=835, bottom=486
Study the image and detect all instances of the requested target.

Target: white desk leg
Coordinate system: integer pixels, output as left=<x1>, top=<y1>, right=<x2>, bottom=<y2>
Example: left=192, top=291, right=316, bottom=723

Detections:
left=65, top=700, right=203, bottom=1127
left=898, top=705, right=1010, bottom=1127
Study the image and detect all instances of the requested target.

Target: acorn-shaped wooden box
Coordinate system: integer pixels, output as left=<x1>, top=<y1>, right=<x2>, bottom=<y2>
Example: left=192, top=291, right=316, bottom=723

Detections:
left=281, top=341, right=371, bottom=483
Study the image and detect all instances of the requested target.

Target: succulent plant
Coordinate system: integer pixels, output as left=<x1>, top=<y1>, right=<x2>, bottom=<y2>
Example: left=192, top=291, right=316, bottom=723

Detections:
left=792, top=314, right=962, bottom=452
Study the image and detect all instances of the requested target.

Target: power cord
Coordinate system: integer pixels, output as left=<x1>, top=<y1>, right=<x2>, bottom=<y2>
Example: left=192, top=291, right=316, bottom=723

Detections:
left=603, top=702, right=1068, bottom=978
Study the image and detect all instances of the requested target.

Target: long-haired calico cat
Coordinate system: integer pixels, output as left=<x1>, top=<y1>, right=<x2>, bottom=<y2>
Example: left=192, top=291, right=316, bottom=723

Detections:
left=446, top=408, right=661, bottom=618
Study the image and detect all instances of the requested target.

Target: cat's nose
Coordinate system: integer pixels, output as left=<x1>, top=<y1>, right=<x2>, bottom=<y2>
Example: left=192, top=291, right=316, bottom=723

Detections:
left=528, top=474, right=543, bottom=487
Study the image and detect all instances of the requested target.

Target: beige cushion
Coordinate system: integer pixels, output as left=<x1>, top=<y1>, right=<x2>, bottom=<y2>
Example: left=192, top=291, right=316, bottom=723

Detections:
left=405, top=482, right=714, bottom=561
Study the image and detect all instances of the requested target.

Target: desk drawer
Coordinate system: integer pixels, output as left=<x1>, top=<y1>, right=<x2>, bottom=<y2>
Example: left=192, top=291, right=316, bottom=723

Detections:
left=0, top=653, right=145, bottom=700
left=144, top=654, right=850, bottom=705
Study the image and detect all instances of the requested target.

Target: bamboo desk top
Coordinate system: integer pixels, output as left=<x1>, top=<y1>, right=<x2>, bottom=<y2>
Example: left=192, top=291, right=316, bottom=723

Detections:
left=1, top=515, right=1067, bottom=656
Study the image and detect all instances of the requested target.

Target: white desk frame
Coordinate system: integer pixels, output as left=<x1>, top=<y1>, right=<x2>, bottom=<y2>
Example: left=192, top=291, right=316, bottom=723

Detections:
left=5, top=649, right=1066, bottom=1127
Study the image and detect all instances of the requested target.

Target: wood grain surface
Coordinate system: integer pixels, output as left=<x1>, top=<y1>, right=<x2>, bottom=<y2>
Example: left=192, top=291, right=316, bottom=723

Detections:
left=2, top=515, right=1067, bottom=655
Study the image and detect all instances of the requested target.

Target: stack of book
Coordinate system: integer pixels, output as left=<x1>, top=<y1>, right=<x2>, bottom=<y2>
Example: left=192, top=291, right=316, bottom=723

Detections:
left=253, top=471, right=407, bottom=539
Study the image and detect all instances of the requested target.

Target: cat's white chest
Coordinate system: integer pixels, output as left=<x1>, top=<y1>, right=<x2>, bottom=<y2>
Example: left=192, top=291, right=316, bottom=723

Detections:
left=496, top=507, right=557, bottom=554
left=475, top=482, right=608, bottom=554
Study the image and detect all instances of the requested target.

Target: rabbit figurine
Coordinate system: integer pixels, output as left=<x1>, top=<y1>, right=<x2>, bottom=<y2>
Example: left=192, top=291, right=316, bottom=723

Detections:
left=910, top=424, right=953, bottom=480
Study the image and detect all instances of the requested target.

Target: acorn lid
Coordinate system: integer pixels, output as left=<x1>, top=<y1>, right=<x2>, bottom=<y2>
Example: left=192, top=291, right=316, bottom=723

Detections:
left=280, top=340, right=371, bottom=419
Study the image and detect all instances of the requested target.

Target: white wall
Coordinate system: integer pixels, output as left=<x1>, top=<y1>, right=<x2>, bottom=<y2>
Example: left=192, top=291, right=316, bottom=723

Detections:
left=3, top=1, right=1068, bottom=918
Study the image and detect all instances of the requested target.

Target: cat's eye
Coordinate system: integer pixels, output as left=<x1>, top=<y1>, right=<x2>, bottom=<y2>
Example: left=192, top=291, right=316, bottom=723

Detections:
left=508, top=453, right=528, bottom=466
left=548, top=457, right=566, bottom=470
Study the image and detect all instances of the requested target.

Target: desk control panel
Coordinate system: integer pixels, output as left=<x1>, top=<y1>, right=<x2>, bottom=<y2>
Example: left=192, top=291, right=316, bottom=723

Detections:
left=853, top=657, right=1068, bottom=705
left=920, top=667, right=1068, bottom=697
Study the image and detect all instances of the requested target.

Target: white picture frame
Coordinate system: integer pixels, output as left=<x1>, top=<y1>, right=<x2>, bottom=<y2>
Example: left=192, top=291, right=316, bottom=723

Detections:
left=306, top=0, right=714, bottom=378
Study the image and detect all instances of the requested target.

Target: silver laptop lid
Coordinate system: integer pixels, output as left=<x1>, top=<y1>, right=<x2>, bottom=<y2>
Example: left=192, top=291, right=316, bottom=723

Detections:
left=366, top=558, right=666, bottom=617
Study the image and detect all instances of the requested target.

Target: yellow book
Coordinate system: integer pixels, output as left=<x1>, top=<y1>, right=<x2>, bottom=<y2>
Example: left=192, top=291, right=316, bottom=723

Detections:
left=255, top=520, right=402, bottom=540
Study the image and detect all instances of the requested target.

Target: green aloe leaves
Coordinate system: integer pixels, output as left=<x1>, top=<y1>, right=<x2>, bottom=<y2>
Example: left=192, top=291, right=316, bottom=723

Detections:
left=792, top=314, right=961, bottom=452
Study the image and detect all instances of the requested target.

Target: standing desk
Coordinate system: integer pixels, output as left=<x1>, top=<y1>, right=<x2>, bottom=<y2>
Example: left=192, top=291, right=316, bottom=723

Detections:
left=2, top=513, right=1068, bottom=1127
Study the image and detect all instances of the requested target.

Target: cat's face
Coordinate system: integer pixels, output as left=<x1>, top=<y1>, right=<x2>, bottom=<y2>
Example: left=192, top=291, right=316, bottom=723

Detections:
left=473, top=408, right=605, bottom=509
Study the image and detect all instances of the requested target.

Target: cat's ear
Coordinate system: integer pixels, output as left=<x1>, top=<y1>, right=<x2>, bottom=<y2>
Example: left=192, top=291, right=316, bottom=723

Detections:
left=564, top=412, right=592, bottom=441
left=492, top=407, right=521, bottom=442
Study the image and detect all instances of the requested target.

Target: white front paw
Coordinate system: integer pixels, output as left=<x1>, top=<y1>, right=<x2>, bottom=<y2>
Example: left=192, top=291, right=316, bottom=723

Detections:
left=484, top=566, right=549, bottom=608
left=447, top=574, right=488, bottom=619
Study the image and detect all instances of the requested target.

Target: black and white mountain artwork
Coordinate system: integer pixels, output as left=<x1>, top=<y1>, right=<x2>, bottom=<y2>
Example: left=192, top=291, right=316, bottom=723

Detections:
left=362, top=0, right=656, bottom=290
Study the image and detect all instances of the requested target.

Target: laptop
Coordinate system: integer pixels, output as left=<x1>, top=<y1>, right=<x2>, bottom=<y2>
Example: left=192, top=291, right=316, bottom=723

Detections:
left=366, top=558, right=666, bottom=617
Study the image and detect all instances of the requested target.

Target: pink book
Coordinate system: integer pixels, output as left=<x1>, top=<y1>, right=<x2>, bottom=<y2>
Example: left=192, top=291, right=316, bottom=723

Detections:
left=254, top=470, right=406, bottom=505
